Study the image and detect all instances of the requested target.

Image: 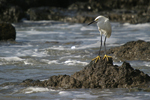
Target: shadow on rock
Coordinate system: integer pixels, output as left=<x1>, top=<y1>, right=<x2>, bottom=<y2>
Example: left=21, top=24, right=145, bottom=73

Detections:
left=21, top=58, right=150, bottom=89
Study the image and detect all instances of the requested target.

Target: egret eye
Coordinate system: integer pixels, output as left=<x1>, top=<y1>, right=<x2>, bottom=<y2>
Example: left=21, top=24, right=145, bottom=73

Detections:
left=95, top=19, right=98, bottom=21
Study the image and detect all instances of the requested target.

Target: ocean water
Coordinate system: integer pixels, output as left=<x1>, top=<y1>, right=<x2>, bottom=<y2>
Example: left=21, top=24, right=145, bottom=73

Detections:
left=0, top=20, right=150, bottom=100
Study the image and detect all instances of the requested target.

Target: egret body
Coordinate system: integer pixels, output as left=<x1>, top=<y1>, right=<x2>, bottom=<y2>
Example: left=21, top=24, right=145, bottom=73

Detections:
left=88, top=16, right=112, bottom=62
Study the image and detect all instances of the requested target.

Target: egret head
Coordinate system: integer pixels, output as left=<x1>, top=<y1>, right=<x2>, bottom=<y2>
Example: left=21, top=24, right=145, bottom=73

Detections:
left=88, top=16, right=105, bottom=25
left=94, top=16, right=105, bottom=22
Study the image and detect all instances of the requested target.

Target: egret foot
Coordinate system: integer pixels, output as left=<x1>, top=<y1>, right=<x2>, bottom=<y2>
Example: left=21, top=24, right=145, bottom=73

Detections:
left=92, top=56, right=101, bottom=63
left=103, top=54, right=112, bottom=61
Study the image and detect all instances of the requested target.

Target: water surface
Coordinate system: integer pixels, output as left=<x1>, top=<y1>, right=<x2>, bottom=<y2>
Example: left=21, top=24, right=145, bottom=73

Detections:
left=0, top=20, right=150, bottom=100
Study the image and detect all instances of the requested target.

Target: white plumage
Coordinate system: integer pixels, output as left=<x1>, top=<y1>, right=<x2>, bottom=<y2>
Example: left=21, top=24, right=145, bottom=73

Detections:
left=88, top=15, right=112, bottom=62
left=94, top=16, right=112, bottom=38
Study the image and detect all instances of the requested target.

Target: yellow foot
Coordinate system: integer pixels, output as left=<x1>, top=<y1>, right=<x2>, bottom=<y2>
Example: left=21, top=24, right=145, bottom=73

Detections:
left=92, top=56, right=101, bottom=63
left=103, top=54, right=112, bottom=61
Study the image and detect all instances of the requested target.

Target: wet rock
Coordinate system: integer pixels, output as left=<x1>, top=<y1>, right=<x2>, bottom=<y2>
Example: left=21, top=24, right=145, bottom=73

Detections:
left=27, top=7, right=51, bottom=21
left=3, top=0, right=72, bottom=11
left=26, top=7, right=90, bottom=23
left=1, top=0, right=150, bottom=23
left=21, top=58, right=150, bottom=89
left=0, top=22, right=16, bottom=41
left=0, top=6, right=24, bottom=23
left=21, top=75, right=82, bottom=89
left=107, top=40, right=150, bottom=61
left=72, top=58, right=150, bottom=88
left=68, top=1, right=150, bottom=24
left=45, top=75, right=81, bottom=88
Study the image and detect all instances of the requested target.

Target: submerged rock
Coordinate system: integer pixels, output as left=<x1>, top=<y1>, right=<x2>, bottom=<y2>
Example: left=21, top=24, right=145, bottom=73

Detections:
left=21, top=58, right=150, bottom=89
left=107, top=40, right=150, bottom=61
left=0, top=22, right=16, bottom=41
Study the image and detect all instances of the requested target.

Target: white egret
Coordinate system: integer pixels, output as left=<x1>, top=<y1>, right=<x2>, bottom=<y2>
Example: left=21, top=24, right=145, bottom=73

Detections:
left=88, top=15, right=112, bottom=63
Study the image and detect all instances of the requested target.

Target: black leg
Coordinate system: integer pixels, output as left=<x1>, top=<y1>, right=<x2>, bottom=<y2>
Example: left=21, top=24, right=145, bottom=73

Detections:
left=104, top=36, right=107, bottom=54
left=98, top=34, right=102, bottom=56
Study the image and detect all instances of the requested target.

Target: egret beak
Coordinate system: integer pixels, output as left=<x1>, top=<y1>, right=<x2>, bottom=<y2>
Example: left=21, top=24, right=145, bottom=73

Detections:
left=88, top=20, right=95, bottom=25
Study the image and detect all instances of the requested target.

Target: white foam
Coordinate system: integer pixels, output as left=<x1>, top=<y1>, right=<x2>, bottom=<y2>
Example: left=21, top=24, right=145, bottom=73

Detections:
left=0, top=57, right=24, bottom=61
left=1, top=85, right=14, bottom=90
left=144, top=93, right=150, bottom=96
left=58, top=91, right=98, bottom=99
left=21, top=87, right=52, bottom=94
left=23, top=58, right=50, bottom=65
left=68, top=24, right=82, bottom=28
left=40, top=78, right=49, bottom=81
left=71, top=46, right=76, bottom=49
left=145, top=63, right=150, bottom=67
left=63, top=59, right=88, bottom=66
left=58, top=91, right=72, bottom=96
left=116, top=97, right=140, bottom=100
left=18, top=31, right=65, bottom=35
left=75, top=93, right=98, bottom=98
left=48, top=60, right=59, bottom=64
left=142, top=61, right=150, bottom=67
left=75, top=42, right=99, bottom=49
left=22, top=20, right=56, bottom=23
left=80, top=26, right=97, bottom=31
left=24, top=60, right=33, bottom=65
left=15, top=49, right=47, bottom=57
left=123, top=23, right=150, bottom=29
left=72, top=91, right=98, bottom=99
left=48, top=46, right=66, bottom=50
left=129, top=61, right=150, bottom=67
left=59, top=55, right=81, bottom=60
left=37, top=58, right=88, bottom=66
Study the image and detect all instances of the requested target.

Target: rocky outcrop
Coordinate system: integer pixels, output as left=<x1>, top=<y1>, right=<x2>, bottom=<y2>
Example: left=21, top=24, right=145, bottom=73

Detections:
left=107, top=40, right=150, bottom=61
left=0, top=23, right=16, bottom=41
left=21, top=58, right=150, bottom=89
left=26, top=7, right=89, bottom=23
left=0, top=6, right=24, bottom=23
left=67, top=0, right=150, bottom=24
left=0, top=0, right=150, bottom=23
left=0, top=0, right=24, bottom=23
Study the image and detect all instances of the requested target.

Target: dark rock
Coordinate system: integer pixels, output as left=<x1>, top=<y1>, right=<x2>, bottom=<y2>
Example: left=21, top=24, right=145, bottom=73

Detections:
left=27, top=7, right=51, bottom=21
left=8, top=0, right=41, bottom=11
left=72, top=59, right=150, bottom=88
left=1, top=0, right=150, bottom=23
left=67, top=1, right=150, bottom=24
left=107, top=40, right=150, bottom=61
left=20, top=75, right=82, bottom=89
left=0, top=6, right=24, bottom=23
left=11, top=0, right=72, bottom=10
left=21, top=58, right=150, bottom=89
left=45, top=75, right=81, bottom=88
left=4, top=0, right=73, bottom=11
left=0, top=22, right=16, bottom=41
left=26, top=7, right=89, bottom=23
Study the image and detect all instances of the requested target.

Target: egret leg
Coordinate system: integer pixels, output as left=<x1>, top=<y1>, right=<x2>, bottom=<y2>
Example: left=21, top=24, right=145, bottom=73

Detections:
left=92, top=34, right=102, bottom=63
left=103, top=36, right=112, bottom=61
left=98, top=34, right=102, bottom=56
left=104, top=36, right=107, bottom=54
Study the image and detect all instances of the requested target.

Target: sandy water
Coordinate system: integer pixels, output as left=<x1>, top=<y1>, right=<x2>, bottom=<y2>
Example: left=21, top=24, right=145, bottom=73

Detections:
left=0, top=20, right=150, bottom=100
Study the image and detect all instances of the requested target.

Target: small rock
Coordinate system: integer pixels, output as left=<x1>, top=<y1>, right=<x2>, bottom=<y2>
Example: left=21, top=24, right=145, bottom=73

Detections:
left=107, top=40, right=150, bottom=61
left=0, top=22, right=16, bottom=41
